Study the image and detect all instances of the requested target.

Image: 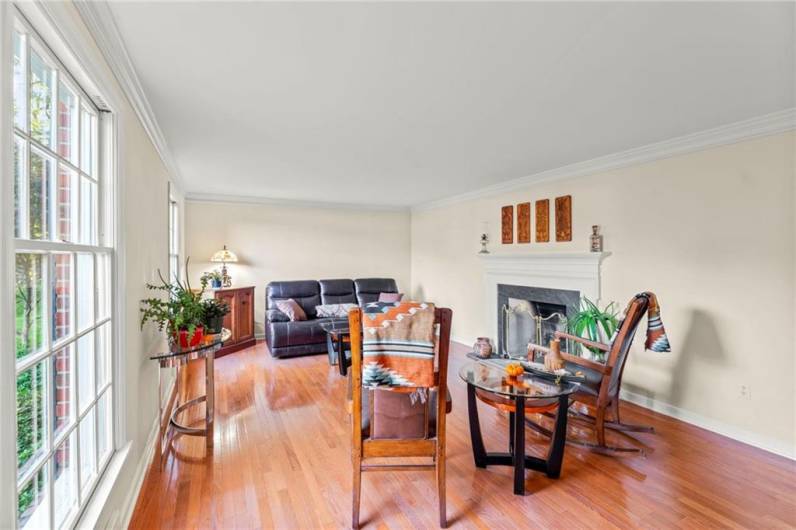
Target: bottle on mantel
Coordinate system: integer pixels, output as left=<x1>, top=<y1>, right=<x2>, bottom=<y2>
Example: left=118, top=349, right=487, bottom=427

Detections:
left=590, top=225, right=603, bottom=253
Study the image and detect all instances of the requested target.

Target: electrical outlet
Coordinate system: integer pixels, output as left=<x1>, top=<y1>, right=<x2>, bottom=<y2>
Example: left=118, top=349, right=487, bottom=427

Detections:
left=740, top=385, right=751, bottom=400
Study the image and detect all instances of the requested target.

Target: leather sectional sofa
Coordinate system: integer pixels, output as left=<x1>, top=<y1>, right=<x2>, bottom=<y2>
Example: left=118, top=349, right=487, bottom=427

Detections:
left=265, top=278, right=399, bottom=358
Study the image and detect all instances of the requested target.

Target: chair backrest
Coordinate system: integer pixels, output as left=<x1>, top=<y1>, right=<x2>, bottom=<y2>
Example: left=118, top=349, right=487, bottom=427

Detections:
left=353, top=278, right=398, bottom=305
left=349, top=306, right=452, bottom=447
left=266, top=280, right=321, bottom=318
left=319, top=279, right=356, bottom=305
left=605, top=294, right=650, bottom=397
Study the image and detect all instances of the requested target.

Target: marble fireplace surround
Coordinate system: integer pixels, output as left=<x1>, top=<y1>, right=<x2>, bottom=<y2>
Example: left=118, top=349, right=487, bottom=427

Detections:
left=479, top=251, right=610, bottom=346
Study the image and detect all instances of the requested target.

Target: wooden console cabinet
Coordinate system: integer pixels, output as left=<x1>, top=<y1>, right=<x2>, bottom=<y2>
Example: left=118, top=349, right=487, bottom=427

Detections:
left=214, top=286, right=256, bottom=357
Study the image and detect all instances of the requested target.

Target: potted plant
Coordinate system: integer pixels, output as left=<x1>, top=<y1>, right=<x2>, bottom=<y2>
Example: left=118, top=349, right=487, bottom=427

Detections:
left=569, top=297, right=619, bottom=362
left=201, top=270, right=223, bottom=289
left=201, top=298, right=230, bottom=334
left=140, top=259, right=208, bottom=348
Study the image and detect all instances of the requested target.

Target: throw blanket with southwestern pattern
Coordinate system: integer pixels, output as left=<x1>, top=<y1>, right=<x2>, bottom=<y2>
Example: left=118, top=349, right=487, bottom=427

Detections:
left=611, top=292, right=671, bottom=352
left=643, top=292, right=671, bottom=352
left=361, top=301, right=436, bottom=388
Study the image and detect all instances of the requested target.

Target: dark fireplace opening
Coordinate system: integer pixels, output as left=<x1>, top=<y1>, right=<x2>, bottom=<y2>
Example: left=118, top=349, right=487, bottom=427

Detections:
left=497, top=284, right=579, bottom=358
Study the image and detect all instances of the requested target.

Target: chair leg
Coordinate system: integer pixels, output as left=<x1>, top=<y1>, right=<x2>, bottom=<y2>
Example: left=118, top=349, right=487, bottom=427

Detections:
left=595, top=407, right=606, bottom=447
left=437, top=445, right=447, bottom=528
left=352, top=461, right=361, bottom=529
left=572, top=403, right=656, bottom=434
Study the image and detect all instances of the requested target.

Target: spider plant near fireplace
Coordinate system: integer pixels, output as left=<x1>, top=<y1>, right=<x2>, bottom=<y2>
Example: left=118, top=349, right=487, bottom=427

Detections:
left=569, top=297, right=619, bottom=362
left=140, top=259, right=209, bottom=348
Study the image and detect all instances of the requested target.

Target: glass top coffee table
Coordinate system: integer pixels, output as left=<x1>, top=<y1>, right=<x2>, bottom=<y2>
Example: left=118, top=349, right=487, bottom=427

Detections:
left=459, top=360, right=579, bottom=495
left=319, top=319, right=351, bottom=376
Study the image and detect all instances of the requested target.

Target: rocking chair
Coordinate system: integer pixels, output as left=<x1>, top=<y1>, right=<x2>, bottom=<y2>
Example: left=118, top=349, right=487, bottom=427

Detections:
left=530, top=293, right=655, bottom=454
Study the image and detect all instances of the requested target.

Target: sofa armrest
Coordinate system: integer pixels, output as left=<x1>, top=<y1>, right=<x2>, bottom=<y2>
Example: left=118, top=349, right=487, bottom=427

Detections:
left=266, top=309, right=290, bottom=323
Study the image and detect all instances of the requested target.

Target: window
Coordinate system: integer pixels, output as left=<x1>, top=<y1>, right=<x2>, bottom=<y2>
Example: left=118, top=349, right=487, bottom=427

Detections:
left=12, top=15, right=114, bottom=530
left=168, top=193, right=179, bottom=283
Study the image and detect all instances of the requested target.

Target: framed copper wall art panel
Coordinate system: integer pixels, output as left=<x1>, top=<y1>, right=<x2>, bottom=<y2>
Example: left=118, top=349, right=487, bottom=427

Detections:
left=517, top=202, right=531, bottom=243
left=535, top=199, right=549, bottom=242
left=555, top=195, right=572, bottom=242
left=501, top=205, right=513, bottom=244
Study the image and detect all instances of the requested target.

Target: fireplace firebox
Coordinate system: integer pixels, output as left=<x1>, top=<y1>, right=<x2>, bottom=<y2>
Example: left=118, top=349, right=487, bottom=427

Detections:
left=497, top=284, right=579, bottom=358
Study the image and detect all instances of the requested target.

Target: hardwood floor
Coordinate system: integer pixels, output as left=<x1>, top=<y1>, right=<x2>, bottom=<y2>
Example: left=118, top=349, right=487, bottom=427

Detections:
left=130, top=341, right=796, bottom=529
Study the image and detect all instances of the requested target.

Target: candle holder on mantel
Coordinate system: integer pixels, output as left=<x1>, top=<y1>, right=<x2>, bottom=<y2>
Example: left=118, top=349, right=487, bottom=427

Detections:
left=478, top=233, right=490, bottom=254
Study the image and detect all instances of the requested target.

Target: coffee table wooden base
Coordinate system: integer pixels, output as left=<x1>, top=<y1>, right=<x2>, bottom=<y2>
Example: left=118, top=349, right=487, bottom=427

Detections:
left=466, top=383, right=569, bottom=495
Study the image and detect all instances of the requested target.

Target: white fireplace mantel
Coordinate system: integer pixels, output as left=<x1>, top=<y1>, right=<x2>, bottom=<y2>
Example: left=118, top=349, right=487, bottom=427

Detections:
left=479, top=251, right=610, bottom=342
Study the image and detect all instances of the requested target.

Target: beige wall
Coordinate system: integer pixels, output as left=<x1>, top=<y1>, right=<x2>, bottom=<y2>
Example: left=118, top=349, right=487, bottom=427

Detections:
left=185, top=201, right=411, bottom=335
left=411, top=132, right=795, bottom=455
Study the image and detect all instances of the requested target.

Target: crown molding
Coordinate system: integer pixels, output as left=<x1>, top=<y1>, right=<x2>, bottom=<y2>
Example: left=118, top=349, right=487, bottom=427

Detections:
left=185, top=192, right=409, bottom=213
left=412, top=108, right=796, bottom=212
left=73, top=0, right=184, bottom=192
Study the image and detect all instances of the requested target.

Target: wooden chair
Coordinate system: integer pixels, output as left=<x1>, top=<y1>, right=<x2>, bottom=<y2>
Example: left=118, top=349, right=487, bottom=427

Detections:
left=529, top=293, right=654, bottom=454
left=347, top=306, right=453, bottom=528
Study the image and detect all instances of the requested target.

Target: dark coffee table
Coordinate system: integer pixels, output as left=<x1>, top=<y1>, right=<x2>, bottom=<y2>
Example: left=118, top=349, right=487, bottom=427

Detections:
left=459, top=360, right=579, bottom=495
left=319, top=320, right=351, bottom=376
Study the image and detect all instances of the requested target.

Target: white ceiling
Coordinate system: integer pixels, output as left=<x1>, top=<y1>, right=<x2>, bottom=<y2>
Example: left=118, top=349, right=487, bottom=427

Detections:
left=107, top=2, right=793, bottom=208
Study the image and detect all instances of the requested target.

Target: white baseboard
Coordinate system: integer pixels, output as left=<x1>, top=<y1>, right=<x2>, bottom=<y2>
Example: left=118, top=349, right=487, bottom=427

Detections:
left=449, top=340, right=795, bottom=460
left=117, top=414, right=159, bottom=528
left=117, top=375, right=176, bottom=528
left=620, top=389, right=795, bottom=460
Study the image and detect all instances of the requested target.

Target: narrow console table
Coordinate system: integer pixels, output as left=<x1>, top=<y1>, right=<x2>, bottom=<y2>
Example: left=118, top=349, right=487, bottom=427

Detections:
left=150, top=328, right=231, bottom=468
left=459, top=361, right=578, bottom=495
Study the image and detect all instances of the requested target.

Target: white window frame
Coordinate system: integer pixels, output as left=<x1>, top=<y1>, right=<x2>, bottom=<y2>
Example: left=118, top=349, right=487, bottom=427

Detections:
left=168, top=186, right=179, bottom=283
left=2, top=5, right=120, bottom=529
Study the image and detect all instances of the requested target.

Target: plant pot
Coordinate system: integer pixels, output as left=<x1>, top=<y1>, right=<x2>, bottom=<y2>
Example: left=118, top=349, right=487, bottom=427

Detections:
left=205, top=316, right=223, bottom=335
left=211, top=279, right=222, bottom=289
left=174, top=326, right=204, bottom=348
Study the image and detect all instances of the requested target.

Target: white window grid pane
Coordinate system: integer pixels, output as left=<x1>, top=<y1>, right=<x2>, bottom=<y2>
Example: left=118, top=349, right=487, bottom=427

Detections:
left=13, top=30, right=28, bottom=131
left=12, top=16, right=114, bottom=530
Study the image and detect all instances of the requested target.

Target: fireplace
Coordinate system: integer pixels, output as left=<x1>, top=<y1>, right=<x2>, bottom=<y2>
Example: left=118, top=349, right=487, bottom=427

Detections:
left=497, top=284, right=579, bottom=358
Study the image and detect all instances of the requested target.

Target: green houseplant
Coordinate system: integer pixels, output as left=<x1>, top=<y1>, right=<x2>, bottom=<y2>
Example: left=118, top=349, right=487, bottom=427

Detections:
left=569, top=297, right=619, bottom=362
left=201, top=269, right=223, bottom=289
left=201, top=298, right=230, bottom=334
left=140, top=259, right=208, bottom=347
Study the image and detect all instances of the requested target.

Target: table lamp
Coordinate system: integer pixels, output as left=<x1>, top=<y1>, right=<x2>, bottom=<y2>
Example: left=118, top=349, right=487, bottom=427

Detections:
left=210, top=245, right=238, bottom=288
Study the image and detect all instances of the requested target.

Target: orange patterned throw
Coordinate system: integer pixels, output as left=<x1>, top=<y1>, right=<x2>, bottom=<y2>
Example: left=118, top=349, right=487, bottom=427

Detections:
left=361, top=301, right=437, bottom=388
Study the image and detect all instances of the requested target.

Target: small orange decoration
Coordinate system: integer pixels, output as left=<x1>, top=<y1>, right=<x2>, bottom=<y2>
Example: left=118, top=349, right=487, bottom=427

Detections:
left=505, top=362, right=524, bottom=378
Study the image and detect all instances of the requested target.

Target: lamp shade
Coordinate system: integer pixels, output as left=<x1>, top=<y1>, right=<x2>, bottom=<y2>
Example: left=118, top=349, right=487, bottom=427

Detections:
left=210, top=245, right=238, bottom=263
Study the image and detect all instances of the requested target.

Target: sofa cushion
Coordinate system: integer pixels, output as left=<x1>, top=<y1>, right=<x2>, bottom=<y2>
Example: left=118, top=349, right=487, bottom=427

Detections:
left=266, top=318, right=336, bottom=348
left=319, top=279, right=357, bottom=305
left=266, top=309, right=290, bottom=322
left=347, top=381, right=452, bottom=438
left=354, top=278, right=398, bottom=305
left=316, top=303, right=357, bottom=318
left=274, top=299, right=307, bottom=321
left=377, top=292, right=403, bottom=303
left=267, top=280, right=321, bottom=319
